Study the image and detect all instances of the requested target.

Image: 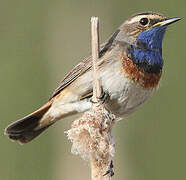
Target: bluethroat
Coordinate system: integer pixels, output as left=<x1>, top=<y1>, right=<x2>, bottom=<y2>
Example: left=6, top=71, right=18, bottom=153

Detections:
left=5, top=12, right=181, bottom=143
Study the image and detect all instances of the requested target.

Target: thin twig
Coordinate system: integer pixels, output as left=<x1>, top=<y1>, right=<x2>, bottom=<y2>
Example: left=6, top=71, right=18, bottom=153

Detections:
left=91, top=17, right=102, bottom=102
left=90, top=16, right=114, bottom=180
left=66, top=17, right=115, bottom=180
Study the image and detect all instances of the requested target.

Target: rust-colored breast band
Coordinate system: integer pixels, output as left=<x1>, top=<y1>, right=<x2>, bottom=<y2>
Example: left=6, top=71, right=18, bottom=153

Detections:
left=121, top=55, right=161, bottom=88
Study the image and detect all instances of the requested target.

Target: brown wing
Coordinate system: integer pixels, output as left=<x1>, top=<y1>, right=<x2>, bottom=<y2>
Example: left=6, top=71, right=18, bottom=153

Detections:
left=50, top=55, right=93, bottom=99
left=50, top=29, right=120, bottom=99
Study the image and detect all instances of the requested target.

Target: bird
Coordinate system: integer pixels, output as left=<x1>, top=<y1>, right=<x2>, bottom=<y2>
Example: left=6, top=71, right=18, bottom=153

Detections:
left=5, top=12, right=181, bottom=144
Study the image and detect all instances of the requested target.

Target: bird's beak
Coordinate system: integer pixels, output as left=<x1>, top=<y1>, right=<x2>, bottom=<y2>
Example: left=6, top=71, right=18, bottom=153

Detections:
left=152, top=17, right=182, bottom=28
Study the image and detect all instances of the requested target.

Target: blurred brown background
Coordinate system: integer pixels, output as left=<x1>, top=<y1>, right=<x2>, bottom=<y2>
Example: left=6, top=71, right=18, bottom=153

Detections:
left=0, top=0, right=185, bottom=180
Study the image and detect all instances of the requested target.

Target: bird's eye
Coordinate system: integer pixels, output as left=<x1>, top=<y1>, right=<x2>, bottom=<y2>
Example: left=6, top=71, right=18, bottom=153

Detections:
left=139, top=18, right=149, bottom=26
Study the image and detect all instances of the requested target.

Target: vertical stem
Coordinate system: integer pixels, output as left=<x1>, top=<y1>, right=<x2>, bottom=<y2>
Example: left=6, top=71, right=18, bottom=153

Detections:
left=91, top=17, right=102, bottom=102
left=90, top=17, right=113, bottom=180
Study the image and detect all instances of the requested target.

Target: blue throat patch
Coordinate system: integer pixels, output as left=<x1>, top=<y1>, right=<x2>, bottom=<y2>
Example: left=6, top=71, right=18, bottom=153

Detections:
left=131, top=26, right=166, bottom=74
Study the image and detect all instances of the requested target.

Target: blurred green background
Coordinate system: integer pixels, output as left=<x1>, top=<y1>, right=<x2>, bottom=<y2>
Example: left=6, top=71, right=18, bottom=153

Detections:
left=0, top=0, right=185, bottom=179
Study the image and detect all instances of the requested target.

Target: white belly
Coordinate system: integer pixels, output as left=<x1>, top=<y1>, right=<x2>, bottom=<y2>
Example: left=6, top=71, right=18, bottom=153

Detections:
left=48, top=59, right=157, bottom=120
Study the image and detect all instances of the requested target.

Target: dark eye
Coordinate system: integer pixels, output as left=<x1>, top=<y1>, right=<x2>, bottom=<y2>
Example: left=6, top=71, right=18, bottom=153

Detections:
left=139, top=18, right=149, bottom=26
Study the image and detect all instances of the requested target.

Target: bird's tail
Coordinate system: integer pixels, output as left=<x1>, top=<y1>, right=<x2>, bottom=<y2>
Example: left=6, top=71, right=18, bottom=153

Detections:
left=4, top=102, right=53, bottom=144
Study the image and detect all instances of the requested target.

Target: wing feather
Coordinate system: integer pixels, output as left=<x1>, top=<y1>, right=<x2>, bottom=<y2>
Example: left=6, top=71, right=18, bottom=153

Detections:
left=50, top=29, right=120, bottom=99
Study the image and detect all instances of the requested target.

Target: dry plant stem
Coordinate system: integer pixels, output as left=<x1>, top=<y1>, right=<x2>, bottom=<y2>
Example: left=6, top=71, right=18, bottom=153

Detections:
left=66, top=17, right=115, bottom=180
left=90, top=17, right=114, bottom=180
left=91, top=17, right=102, bottom=102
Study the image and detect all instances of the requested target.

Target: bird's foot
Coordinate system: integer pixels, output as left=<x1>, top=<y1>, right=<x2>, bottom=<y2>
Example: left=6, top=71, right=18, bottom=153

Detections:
left=90, top=90, right=108, bottom=105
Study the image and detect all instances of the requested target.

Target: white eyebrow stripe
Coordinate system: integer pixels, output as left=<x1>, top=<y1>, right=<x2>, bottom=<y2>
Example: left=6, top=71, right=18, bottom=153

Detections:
left=126, top=14, right=164, bottom=24
left=126, top=15, right=147, bottom=24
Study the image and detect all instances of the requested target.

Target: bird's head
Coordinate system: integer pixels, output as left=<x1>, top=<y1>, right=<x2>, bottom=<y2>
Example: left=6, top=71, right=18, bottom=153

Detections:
left=116, top=12, right=181, bottom=74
